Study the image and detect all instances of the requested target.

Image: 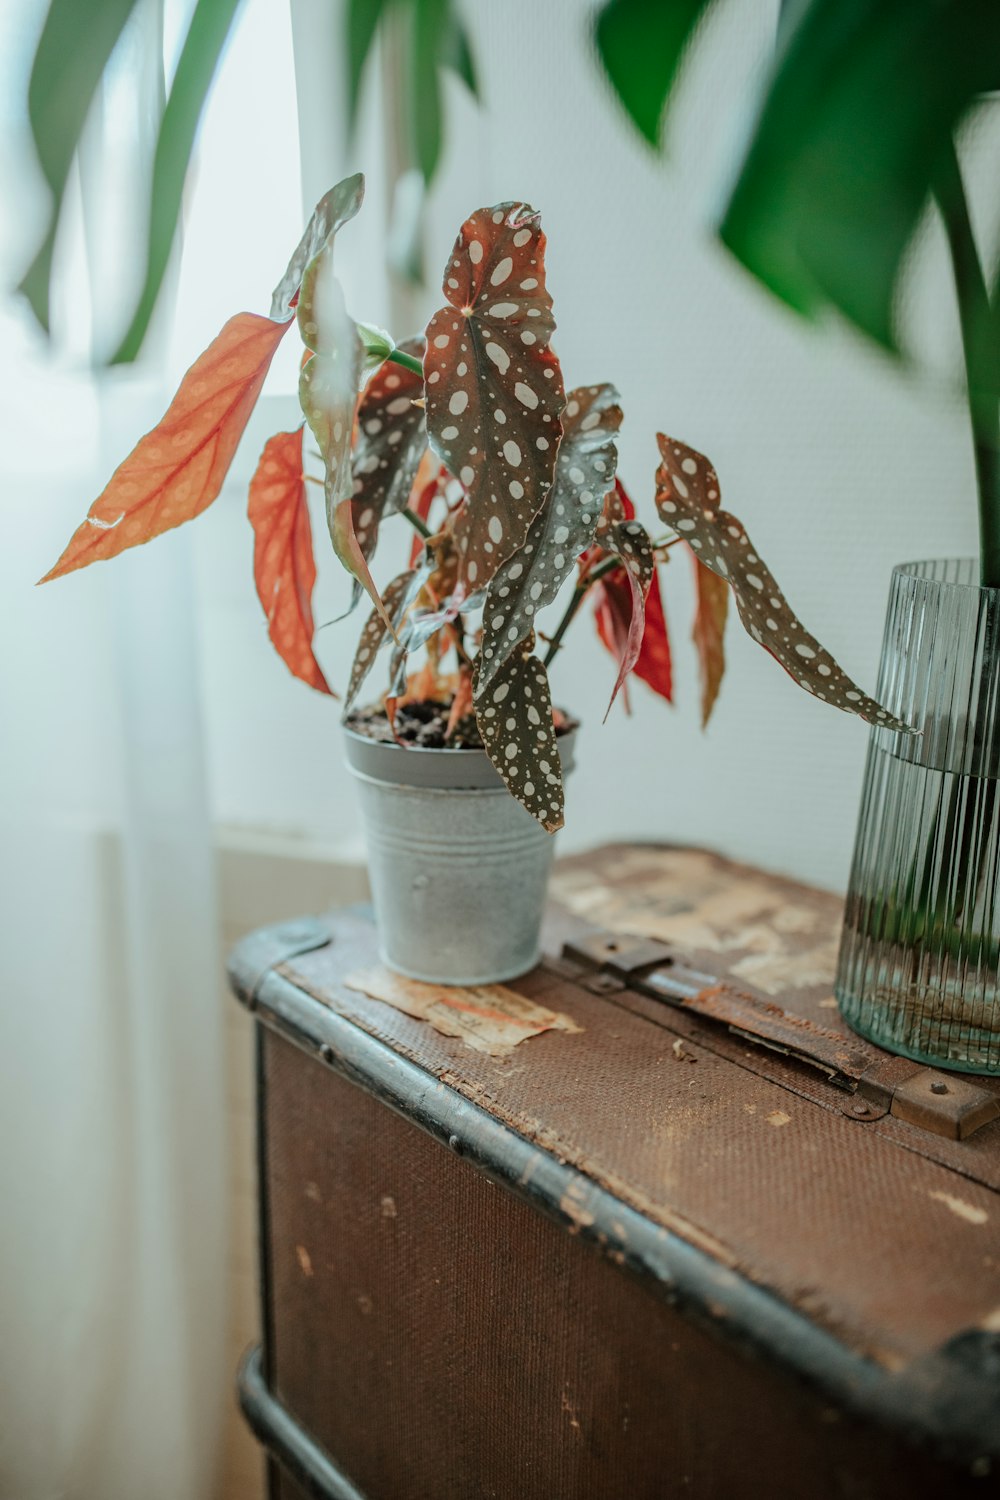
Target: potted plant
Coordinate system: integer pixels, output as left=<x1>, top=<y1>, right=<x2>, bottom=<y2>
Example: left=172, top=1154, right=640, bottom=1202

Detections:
left=39, top=174, right=902, bottom=985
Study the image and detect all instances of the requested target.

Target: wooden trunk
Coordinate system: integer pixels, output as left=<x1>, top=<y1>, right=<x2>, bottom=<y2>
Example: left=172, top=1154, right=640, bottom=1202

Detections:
left=229, top=844, right=1000, bottom=1499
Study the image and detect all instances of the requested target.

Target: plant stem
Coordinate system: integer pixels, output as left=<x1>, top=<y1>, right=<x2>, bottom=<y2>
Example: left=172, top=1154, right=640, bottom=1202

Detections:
left=387, top=346, right=424, bottom=377
left=542, top=536, right=682, bottom=668
left=934, top=137, right=1000, bottom=588
left=399, top=503, right=432, bottom=539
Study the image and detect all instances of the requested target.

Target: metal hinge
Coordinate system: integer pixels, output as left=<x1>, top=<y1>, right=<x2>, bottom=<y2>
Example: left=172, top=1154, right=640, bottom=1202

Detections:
left=562, top=929, right=1000, bottom=1142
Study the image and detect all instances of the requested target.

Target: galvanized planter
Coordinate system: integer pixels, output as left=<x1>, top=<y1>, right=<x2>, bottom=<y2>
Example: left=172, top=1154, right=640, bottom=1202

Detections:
left=344, top=725, right=577, bottom=985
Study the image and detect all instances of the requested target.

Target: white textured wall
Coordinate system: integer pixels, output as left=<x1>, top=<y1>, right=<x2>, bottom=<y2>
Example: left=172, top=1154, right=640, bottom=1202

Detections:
left=150, top=1, right=986, bottom=888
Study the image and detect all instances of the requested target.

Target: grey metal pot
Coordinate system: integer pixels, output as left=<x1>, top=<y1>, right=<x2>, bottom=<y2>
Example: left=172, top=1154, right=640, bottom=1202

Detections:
left=344, top=725, right=577, bottom=985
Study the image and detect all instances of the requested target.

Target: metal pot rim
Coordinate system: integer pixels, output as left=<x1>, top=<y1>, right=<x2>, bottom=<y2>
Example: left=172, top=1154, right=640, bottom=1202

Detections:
left=343, top=722, right=577, bottom=791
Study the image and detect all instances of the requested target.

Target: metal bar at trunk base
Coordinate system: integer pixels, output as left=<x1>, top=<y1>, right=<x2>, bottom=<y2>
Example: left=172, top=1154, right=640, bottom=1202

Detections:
left=238, top=1344, right=369, bottom=1500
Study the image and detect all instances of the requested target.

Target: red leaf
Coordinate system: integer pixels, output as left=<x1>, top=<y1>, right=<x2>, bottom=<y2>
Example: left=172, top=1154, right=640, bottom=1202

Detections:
left=593, top=556, right=671, bottom=708
left=248, top=428, right=332, bottom=696
left=598, top=520, right=655, bottom=719
left=424, top=201, right=565, bottom=594
left=40, top=312, right=289, bottom=582
left=638, top=565, right=673, bottom=703
left=445, top=668, right=474, bottom=739
left=593, top=575, right=633, bottom=715
left=408, top=463, right=447, bottom=568
left=691, top=553, right=728, bottom=728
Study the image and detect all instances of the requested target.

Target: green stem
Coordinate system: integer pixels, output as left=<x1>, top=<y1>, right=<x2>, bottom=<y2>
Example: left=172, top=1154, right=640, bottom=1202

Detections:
left=399, top=503, right=432, bottom=539
left=387, top=346, right=424, bottom=377
left=543, top=582, right=587, bottom=667
left=542, top=536, right=681, bottom=668
left=934, top=137, right=1000, bottom=588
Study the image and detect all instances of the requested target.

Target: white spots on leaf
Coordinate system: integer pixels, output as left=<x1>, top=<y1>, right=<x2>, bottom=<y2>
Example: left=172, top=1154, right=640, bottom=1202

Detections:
left=493, top=683, right=509, bottom=703
left=488, top=516, right=504, bottom=544
left=795, top=643, right=816, bottom=660
left=490, top=256, right=514, bottom=286
left=682, top=457, right=698, bottom=475
left=486, top=342, right=510, bottom=373
left=509, top=480, right=524, bottom=499
left=513, top=228, right=532, bottom=248
left=489, top=302, right=518, bottom=318
left=503, top=439, right=522, bottom=467
left=520, top=330, right=536, bottom=345
left=386, top=396, right=411, bottom=416
left=433, top=334, right=449, bottom=348
left=514, top=382, right=538, bottom=409
left=449, top=389, right=468, bottom=415
left=469, top=240, right=483, bottom=264
left=441, top=425, right=458, bottom=440
left=460, top=465, right=475, bottom=486
left=536, top=436, right=549, bottom=450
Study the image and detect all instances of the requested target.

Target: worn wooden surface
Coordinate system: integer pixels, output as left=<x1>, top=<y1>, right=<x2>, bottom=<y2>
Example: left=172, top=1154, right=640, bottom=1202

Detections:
left=233, top=842, right=1000, bottom=1498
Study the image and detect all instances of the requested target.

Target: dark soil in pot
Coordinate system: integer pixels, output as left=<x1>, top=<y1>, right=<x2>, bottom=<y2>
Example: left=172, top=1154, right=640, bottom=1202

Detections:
left=346, top=698, right=579, bottom=751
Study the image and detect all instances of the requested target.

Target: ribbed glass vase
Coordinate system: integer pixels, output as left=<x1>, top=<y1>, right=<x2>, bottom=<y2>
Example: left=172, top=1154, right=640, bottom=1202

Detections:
left=836, top=559, right=1000, bottom=1074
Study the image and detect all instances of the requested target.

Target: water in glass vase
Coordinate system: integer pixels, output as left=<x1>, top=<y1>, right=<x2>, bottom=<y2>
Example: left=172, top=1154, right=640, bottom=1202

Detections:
left=836, top=560, right=1000, bottom=1074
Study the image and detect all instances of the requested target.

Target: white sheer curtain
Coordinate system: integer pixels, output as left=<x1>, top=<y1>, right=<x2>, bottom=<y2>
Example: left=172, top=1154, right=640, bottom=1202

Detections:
left=0, top=2, right=226, bottom=1496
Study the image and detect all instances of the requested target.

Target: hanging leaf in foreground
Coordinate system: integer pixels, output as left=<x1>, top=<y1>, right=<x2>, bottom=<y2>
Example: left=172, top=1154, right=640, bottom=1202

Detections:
left=474, top=639, right=564, bottom=832
left=248, top=428, right=331, bottom=695
left=424, top=201, right=565, bottom=594
left=40, top=312, right=290, bottom=582
left=478, top=382, right=622, bottom=691
left=350, top=335, right=428, bottom=566
left=598, top=519, right=655, bottom=719
left=654, top=434, right=913, bottom=732
left=271, top=173, right=365, bottom=322
left=595, top=560, right=673, bottom=705
left=691, top=554, right=728, bottom=728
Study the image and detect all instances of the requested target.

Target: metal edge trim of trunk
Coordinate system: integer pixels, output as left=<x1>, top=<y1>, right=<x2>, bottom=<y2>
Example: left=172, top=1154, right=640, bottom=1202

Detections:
left=235, top=959, right=1000, bottom=1475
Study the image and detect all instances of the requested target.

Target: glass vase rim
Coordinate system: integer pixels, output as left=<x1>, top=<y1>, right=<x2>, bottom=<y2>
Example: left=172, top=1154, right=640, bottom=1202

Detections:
left=892, top=557, right=998, bottom=598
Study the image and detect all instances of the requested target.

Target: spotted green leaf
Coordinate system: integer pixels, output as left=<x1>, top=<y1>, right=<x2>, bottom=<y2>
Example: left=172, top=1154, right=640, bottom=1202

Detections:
left=350, top=336, right=427, bottom=565
left=654, top=434, right=913, bottom=732
left=343, top=567, right=423, bottom=715
left=478, top=383, right=622, bottom=691
left=424, top=201, right=565, bottom=596
left=474, top=640, right=564, bottom=832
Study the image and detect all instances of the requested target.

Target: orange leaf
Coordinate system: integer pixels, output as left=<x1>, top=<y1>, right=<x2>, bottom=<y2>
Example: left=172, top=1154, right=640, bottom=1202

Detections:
left=40, top=312, right=290, bottom=583
left=445, top=667, right=473, bottom=739
left=248, top=428, right=332, bottom=696
left=691, top=553, right=728, bottom=729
